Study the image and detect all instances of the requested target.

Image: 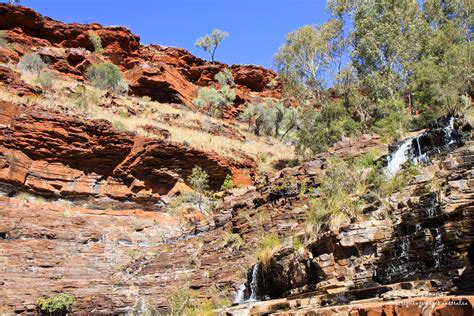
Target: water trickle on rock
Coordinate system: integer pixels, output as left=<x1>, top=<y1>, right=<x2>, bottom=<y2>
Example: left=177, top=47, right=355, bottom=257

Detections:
left=233, top=263, right=261, bottom=304
left=433, top=227, right=445, bottom=268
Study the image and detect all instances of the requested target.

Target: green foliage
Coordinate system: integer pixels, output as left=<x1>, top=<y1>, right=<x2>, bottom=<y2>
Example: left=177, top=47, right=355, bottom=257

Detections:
left=292, top=235, right=303, bottom=250
left=195, top=29, right=229, bottom=62
left=352, top=149, right=382, bottom=169
left=369, top=162, right=419, bottom=198
left=37, top=293, right=74, bottom=314
left=85, top=62, right=128, bottom=94
left=370, top=98, right=411, bottom=142
left=296, top=100, right=362, bottom=156
left=279, top=0, right=472, bottom=152
left=220, top=174, right=234, bottom=191
left=330, top=0, right=472, bottom=125
left=254, top=233, right=281, bottom=268
left=215, top=68, right=234, bottom=86
left=188, top=166, right=209, bottom=193
left=274, top=20, right=343, bottom=103
left=17, top=53, right=46, bottom=74
left=188, top=166, right=209, bottom=213
left=0, top=31, right=8, bottom=48
left=193, top=70, right=236, bottom=117
left=88, top=31, right=104, bottom=54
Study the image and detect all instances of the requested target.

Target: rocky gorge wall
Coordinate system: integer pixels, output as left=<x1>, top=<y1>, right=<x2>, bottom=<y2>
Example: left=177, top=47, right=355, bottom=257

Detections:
left=0, top=100, right=255, bottom=208
left=0, top=3, right=473, bottom=315
left=0, top=4, right=280, bottom=116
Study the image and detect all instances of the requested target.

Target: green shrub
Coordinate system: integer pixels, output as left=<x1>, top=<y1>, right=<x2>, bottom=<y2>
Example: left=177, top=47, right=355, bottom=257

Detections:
left=188, top=166, right=209, bottom=213
left=292, top=235, right=303, bottom=250
left=85, top=62, right=128, bottom=94
left=370, top=98, right=411, bottom=142
left=370, top=162, right=419, bottom=198
left=193, top=86, right=235, bottom=117
left=37, top=293, right=74, bottom=314
left=88, top=31, right=104, bottom=54
left=240, top=99, right=299, bottom=140
left=220, top=174, right=234, bottom=191
left=17, top=53, right=46, bottom=74
left=296, top=101, right=362, bottom=157
left=215, top=68, right=234, bottom=86
left=352, top=149, right=383, bottom=169
left=254, top=233, right=281, bottom=268
left=193, top=70, right=236, bottom=117
left=0, top=31, right=8, bottom=48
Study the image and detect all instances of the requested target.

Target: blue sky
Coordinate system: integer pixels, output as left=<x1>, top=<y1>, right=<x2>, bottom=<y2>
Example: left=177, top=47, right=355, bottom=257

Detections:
left=17, top=0, right=331, bottom=69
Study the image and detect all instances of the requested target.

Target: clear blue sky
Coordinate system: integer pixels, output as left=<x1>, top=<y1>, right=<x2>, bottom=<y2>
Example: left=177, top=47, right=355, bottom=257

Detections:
left=16, top=0, right=331, bottom=69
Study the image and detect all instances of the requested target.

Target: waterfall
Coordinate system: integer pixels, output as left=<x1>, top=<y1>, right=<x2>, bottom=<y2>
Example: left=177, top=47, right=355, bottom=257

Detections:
left=385, top=116, right=459, bottom=178
left=248, top=263, right=259, bottom=302
left=233, top=284, right=246, bottom=304
left=233, top=263, right=260, bottom=304
left=445, top=117, right=456, bottom=145
left=385, top=138, right=413, bottom=177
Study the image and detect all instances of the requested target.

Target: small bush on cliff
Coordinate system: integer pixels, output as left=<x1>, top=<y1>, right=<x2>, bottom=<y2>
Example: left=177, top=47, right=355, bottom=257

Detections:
left=37, top=293, right=74, bottom=314
left=194, top=69, right=236, bottom=117
left=188, top=166, right=209, bottom=213
left=18, top=53, right=47, bottom=74
left=85, top=62, right=128, bottom=94
left=220, top=174, right=234, bottom=191
left=0, top=31, right=8, bottom=48
left=195, top=29, right=229, bottom=62
left=88, top=31, right=104, bottom=54
left=215, top=68, right=234, bottom=86
left=254, top=233, right=281, bottom=268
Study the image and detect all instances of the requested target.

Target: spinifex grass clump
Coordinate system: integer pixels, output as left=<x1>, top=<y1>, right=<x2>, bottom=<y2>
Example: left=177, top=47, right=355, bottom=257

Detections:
left=254, top=233, right=281, bottom=268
